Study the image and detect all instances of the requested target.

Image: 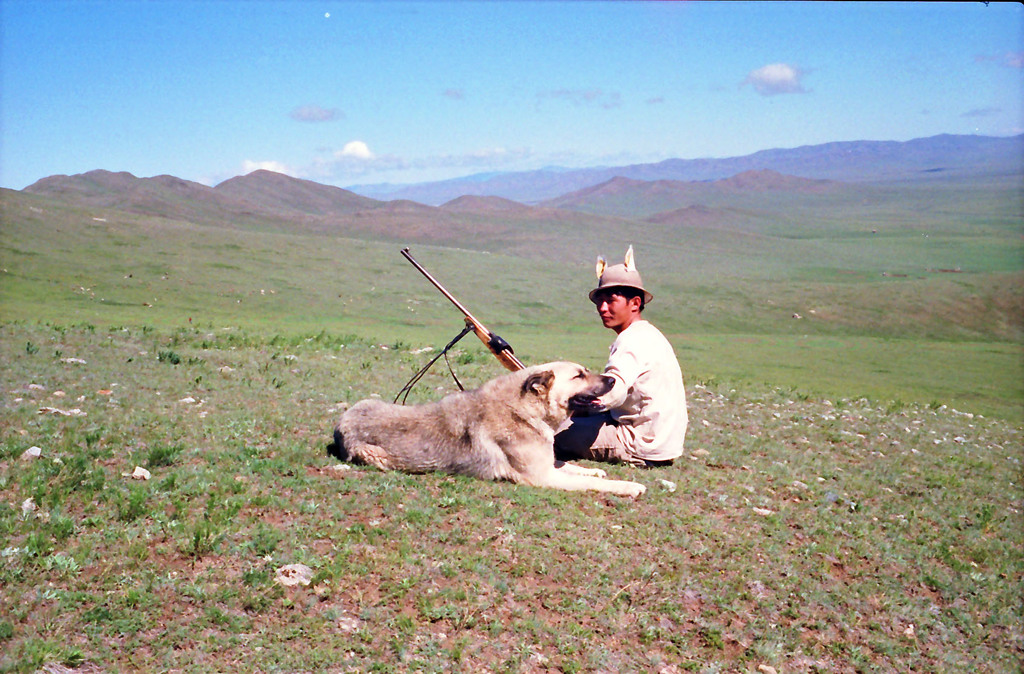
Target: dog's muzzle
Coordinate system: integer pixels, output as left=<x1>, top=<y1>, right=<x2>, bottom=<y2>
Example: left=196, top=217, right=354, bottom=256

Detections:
left=568, top=375, right=615, bottom=413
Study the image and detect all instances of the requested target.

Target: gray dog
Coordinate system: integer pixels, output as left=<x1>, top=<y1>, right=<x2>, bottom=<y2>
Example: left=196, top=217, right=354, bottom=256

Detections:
left=332, top=362, right=646, bottom=497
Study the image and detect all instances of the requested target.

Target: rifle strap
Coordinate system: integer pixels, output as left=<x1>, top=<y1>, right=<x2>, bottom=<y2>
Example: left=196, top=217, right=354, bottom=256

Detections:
left=394, top=323, right=474, bottom=404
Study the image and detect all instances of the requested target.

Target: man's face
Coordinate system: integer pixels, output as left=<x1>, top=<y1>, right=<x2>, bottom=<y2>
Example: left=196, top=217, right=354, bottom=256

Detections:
left=592, top=290, right=642, bottom=334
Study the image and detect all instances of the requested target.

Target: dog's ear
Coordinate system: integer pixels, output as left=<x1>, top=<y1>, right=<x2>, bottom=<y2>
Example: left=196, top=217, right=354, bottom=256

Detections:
left=522, top=370, right=555, bottom=397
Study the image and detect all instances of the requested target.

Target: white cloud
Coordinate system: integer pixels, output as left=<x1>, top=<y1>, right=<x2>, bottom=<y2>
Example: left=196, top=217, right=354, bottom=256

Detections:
left=303, top=142, right=540, bottom=184
left=742, top=63, right=808, bottom=96
left=241, top=160, right=293, bottom=176
left=289, top=104, right=343, bottom=122
left=304, top=141, right=405, bottom=180
left=337, top=140, right=374, bottom=160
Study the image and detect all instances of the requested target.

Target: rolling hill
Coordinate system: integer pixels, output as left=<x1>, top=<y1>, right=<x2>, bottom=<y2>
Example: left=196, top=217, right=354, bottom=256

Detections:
left=541, top=170, right=842, bottom=219
left=2, top=137, right=1022, bottom=419
left=213, top=169, right=380, bottom=216
left=6, top=153, right=1022, bottom=343
left=24, top=169, right=386, bottom=226
left=17, top=168, right=639, bottom=255
left=439, top=195, right=535, bottom=214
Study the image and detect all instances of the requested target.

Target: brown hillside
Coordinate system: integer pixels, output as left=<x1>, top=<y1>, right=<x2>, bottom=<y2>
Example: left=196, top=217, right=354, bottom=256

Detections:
left=360, top=199, right=440, bottom=216
left=439, top=195, right=532, bottom=214
left=25, top=169, right=214, bottom=203
left=714, top=169, right=836, bottom=192
left=22, top=169, right=237, bottom=221
left=214, top=170, right=380, bottom=216
left=644, top=204, right=725, bottom=227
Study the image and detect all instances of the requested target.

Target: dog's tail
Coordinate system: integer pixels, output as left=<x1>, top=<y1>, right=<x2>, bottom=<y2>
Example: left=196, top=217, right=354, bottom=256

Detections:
left=327, top=425, right=351, bottom=462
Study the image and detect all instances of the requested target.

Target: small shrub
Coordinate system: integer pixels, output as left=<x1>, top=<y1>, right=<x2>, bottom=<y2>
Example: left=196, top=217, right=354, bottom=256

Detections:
left=248, top=524, right=281, bottom=557
left=49, top=514, right=75, bottom=541
left=184, top=517, right=223, bottom=561
left=83, top=426, right=104, bottom=449
left=23, top=532, right=52, bottom=559
left=146, top=443, right=184, bottom=468
left=242, top=566, right=271, bottom=587
left=157, top=350, right=181, bottom=365
left=44, top=553, right=81, bottom=577
left=117, top=487, right=149, bottom=522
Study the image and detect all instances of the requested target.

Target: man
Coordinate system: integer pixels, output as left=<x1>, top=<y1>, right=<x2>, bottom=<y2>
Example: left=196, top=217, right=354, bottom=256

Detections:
left=554, top=246, right=688, bottom=467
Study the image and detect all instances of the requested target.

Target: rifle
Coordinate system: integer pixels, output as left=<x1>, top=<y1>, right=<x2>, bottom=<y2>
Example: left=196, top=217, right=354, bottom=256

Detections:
left=401, top=247, right=525, bottom=372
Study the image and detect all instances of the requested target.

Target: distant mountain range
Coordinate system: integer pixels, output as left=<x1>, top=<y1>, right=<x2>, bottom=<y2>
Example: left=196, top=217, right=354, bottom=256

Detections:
left=12, top=164, right=857, bottom=257
left=347, top=133, right=1023, bottom=205
left=18, top=166, right=842, bottom=231
left=16, top=133, right=1021, bottom=246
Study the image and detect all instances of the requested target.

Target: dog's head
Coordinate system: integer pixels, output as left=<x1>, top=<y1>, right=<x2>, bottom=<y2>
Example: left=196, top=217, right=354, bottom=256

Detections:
left=521, top=362, right=614, bottom=419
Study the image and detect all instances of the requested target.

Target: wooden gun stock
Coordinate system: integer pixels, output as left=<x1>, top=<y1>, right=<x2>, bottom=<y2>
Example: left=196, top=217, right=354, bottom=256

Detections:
left=401, top=248, right=525, bottom=372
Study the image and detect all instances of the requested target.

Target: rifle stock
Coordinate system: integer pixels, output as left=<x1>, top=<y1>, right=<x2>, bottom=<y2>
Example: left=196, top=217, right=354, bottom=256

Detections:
left=401, top=248, right=525, bottom=372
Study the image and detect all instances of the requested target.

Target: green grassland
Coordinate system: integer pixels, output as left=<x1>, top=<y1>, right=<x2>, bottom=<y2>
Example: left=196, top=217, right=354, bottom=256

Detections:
left=2, top=178, right=1021, bottom=419
left=0, top=175, right=1022, bottom=671
left=0, top=324, right=1020, bottom=672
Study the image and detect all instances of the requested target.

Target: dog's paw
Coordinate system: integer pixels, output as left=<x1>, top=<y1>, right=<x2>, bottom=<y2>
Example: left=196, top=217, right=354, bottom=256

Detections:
left=623, top=481, right=646, bottom=498
left=554, top=461, right=607, bottom=478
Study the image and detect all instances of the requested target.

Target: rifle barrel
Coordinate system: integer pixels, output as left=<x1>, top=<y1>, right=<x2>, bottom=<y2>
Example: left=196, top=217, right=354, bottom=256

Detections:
left=400, top=248, right=480, bottom=324
left=401, top=247, right=525, bottom=371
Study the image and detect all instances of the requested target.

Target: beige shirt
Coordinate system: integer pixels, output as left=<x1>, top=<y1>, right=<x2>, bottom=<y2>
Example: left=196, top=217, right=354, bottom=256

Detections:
left=600, top=319, right=688, bottom=460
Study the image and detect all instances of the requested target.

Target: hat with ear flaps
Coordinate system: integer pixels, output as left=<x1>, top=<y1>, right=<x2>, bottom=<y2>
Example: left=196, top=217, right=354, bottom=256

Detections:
left=589, top=245, right=653, bottom=304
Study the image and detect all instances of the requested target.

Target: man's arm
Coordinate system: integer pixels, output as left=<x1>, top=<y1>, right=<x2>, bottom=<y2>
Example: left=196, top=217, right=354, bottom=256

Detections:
left=597, top=344, right=643, bottom=410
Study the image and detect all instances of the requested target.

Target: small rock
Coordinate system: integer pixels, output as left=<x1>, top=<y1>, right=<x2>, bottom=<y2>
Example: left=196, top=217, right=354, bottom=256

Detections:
left=337, top=614, right=361, bottom=632
left=275, top=563, right=314, bottom=587
left=37, top=407, right=86, bottom=417
left=329, top=463, right=352, bottom=472
left=752, top=507, right=775, bottom=517
left=658, top=479, right=677, bottom=492
left=758, top=666, right=779, bottom=674
left=21, top=498, right=36, bottom=517
left=20, top=446, right=42, bottom=460
left=122, top=466, right=151, bottom=480
left=690, top=448, right=710, bottom=458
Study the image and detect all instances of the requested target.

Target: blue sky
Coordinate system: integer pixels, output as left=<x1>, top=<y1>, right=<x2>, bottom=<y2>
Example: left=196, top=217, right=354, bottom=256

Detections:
left=1, top=1, right=1021, bottom=191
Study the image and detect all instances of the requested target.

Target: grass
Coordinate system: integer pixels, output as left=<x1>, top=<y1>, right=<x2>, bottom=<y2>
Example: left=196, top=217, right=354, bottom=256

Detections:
left=0, top=323, right=1021, bottom=672
left=0, top=171, right=1021, bottom=670
left=1, top=183, right=1022, bottom=420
